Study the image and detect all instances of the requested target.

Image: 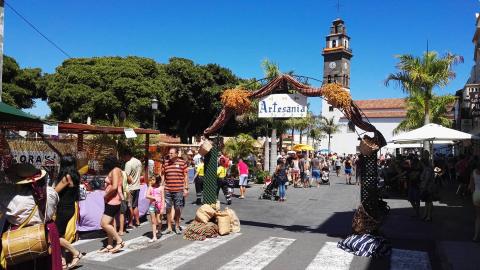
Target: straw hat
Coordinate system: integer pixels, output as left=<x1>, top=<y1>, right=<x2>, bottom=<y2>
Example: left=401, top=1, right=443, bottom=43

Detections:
left=9, top=163, right=47, bottom=185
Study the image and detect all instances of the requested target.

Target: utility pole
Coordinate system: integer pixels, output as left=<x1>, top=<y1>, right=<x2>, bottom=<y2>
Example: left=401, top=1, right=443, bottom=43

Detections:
left=0, top=0, right=4, bottom=102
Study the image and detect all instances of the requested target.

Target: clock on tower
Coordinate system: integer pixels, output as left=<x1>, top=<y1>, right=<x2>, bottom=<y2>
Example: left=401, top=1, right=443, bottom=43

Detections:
left=322, top=18, right=353, bottom=89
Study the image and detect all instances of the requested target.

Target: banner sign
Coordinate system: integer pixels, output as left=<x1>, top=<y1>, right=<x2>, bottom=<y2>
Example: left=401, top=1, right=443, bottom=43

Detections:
left=43, top=124, right=59, bottom=136
left=258, top=94, right=308, bottom=118
left=124, top=128, right=137, bottom=138
left=11, top=151, right=59, bottom=168
left=470, top=92, right=480, bottom=117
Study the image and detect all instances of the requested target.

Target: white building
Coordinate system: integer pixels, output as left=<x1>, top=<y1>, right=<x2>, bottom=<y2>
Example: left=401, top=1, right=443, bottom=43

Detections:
left=320, top=98, right=406, bottom=155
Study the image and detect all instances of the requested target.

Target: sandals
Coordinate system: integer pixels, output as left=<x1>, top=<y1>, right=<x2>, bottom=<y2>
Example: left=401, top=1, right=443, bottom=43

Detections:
left=98, top=245, right=113, bottom=253
left=68, top=251, right=84, bottom=269
left=109, top=241, right=125, bottom=253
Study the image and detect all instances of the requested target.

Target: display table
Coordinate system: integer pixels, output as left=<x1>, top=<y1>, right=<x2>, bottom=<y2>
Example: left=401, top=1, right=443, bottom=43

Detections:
left=78, top=184, right=150, bottom=231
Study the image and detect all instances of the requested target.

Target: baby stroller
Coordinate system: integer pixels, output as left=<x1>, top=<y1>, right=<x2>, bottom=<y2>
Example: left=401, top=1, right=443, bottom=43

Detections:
left=259, top=177, right=279, bottom=201
left=320, top=168, right=330, bottom=185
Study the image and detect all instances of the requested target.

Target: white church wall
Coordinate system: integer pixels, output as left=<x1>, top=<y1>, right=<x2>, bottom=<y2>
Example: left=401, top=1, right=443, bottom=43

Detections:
left=318, top=116, right=404, bottom=154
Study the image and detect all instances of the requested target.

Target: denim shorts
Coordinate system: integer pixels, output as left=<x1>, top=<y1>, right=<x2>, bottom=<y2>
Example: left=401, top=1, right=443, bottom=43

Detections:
left=148, top=203, right=159, bottom=214
left=239, top=174, right=248, bottom=186
left=165, top=191, right=185, bottom=209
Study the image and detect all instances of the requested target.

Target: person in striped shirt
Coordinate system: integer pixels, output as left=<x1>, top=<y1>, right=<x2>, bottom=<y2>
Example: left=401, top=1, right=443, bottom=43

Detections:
left=162, top=148, right=189, bottom=235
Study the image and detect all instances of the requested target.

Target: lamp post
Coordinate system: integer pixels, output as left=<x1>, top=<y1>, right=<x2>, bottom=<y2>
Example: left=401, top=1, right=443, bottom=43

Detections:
left=151, top=98, right=158, bottom=130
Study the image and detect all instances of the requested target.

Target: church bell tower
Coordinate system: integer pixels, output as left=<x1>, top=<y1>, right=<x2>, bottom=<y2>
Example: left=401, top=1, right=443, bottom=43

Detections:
left=322, top=18, right=353, bottom=89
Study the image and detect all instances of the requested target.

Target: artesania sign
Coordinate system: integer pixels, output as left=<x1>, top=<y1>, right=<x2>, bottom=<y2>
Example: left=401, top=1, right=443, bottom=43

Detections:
left=258, top=94, right=308, bottom=118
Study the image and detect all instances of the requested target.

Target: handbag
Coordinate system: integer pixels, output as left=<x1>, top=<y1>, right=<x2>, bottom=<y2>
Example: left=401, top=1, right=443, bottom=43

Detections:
left=1, top=205, right=49, bottom=266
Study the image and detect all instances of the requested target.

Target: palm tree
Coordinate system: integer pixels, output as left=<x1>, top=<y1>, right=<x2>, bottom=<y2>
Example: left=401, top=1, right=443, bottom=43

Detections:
left=224, top=133, right=257, bottom=159
left=385, top=51, right=463, bottom=125
left=309, top=127, right=324, bottom=150
left=393, top=92, right=456, bottom=134
left=318, top=116, right=341, bottom=154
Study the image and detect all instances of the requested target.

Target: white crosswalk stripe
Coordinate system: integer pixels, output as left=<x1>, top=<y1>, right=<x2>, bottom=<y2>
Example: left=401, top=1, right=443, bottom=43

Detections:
left=218, top=237, right=295, bottom=270
left=390, top=248, right=431, bottom=270
left=137, top=233, right=242, bottom=270
left=306, top=241, right=355, bottom=270
left=83, top=233, right=175, bottom=262
left=79, top=232, right=433, bottom=270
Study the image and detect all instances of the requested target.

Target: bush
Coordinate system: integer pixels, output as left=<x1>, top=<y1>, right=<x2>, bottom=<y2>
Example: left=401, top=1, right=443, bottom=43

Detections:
left=256, top=170, right=270, bottom=184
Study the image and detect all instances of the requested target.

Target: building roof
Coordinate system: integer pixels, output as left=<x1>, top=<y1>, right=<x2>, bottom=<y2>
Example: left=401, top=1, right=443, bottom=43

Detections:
left=354, top=98, right=405, bottom=110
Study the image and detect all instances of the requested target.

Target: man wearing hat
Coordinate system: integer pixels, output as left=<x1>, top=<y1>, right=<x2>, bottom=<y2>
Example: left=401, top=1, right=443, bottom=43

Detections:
left=0, top=163, right=61, bottom=269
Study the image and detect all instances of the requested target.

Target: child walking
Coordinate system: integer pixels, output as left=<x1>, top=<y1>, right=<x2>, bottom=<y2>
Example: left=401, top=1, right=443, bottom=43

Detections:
left=145, top=177, right=165, bottom=242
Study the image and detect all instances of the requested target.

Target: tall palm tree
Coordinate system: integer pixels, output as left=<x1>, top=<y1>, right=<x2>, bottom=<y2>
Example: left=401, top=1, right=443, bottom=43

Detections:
left=385, top=51, right=463, bottom=125
left=318, top=116, right=341, bottom=154
left=309, top=127, right=324, bottom=150
left=393, top=92, right=456, bottom=134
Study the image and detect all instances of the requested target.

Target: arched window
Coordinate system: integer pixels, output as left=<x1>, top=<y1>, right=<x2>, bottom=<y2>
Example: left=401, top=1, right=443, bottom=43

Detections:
left=332, top=40, right=336, bottom=48
left=327, top=75, right=332, bottom=83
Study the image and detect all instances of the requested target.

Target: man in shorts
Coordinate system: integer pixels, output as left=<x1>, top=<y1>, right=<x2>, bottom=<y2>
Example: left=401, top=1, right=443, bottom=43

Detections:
left=162, top=148, right=188, bottom=234
left=122, top=148, right=142, bottom=227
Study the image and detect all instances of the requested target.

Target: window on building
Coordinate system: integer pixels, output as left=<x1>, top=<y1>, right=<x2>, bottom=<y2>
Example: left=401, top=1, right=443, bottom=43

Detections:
left=332, top=40, right=336, bottom=47
left=329, top=106, right=334, bottom=112
left=327, top=75, right=332, bottom=83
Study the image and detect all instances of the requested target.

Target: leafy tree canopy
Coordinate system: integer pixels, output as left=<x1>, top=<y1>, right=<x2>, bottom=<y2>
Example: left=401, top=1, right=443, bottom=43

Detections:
left=2, top=55, right=46, bottom=109
left=158, top=58, right=241, bottom=142
left=46, top=56, right=169, bottom=126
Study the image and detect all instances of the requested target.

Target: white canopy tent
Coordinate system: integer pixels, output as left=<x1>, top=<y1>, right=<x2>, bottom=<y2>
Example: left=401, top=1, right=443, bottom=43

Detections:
left=391, top=124, right=478, bottom=144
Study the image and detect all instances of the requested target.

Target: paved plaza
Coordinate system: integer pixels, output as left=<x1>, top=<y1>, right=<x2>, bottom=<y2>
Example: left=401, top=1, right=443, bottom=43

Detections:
left=70, top=174, right=480, bottom=270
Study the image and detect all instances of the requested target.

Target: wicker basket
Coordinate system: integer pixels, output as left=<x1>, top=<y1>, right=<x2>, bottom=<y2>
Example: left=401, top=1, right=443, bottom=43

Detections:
left=198, top=140, right=213, bottom=156
left=359, top=135, right=379, bottom=156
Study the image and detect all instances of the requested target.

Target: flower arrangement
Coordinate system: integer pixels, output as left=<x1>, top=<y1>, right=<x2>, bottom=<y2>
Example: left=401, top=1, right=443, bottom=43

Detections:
left=321, top=83, right=352, bottom=110
left=221, top=88, right=252, bottom=114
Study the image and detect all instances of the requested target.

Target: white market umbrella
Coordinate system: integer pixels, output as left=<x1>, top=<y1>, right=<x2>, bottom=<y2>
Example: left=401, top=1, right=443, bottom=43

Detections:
left=391, top=124, right=478, bottom=144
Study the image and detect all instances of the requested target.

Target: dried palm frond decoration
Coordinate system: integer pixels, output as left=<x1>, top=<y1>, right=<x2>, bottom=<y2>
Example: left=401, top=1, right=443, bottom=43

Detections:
left=221, top=88, right=252, bottom=114
left=321, top=83, right=352, bottom=109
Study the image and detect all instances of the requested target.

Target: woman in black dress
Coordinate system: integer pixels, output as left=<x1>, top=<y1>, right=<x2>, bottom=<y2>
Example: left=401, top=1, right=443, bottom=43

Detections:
left=54, top=154, right=83, bottom=269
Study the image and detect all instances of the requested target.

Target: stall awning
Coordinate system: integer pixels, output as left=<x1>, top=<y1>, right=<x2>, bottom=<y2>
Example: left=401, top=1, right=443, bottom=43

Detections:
left=0, top=102, right=42, bottom=123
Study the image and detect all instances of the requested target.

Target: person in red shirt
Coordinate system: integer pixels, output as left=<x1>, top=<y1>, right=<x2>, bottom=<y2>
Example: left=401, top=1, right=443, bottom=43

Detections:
left=161, top=148, right=188, bottom=235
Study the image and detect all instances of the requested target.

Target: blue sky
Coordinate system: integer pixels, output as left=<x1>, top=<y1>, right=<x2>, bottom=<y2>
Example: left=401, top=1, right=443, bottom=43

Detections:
left=4, top=0, right=478, bottom=117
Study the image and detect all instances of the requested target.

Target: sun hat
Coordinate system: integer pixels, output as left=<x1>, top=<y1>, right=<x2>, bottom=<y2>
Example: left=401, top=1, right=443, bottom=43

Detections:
left=9, top=163, right=47, bottom=185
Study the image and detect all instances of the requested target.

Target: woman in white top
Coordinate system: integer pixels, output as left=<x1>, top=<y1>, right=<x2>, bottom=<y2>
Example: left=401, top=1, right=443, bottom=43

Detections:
left=469, top=161, right=480, bottom=242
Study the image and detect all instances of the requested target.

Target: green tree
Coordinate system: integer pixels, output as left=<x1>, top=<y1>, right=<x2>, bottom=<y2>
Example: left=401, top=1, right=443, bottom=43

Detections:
left=159, top=58, right=240, bottom=142
left=224, top=133, right=257, bottom=160
left=385, top=51, right=463, bottom=125
left=2, top=55, right=46, bottom=109
left=318, top=116, right=341, bottom=154
left=46, top=57, right=169, bottom=126
left=393, top=92, right=455, bottom=134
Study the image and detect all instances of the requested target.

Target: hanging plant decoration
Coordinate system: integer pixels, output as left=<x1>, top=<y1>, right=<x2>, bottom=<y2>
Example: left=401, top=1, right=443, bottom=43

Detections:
left=221, top=88, right=252, bottom=114
left=321, top=83, right=352, bottom=110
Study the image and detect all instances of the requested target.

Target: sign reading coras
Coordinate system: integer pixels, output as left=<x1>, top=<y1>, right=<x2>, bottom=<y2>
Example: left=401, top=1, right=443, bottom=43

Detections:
left=11, top=151, right=58, bottom=168
left=258, top=94, right=308, bottom=118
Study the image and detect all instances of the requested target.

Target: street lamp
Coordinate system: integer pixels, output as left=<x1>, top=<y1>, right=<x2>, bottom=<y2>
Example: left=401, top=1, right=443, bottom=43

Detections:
left=151, top=98, right=158, bottom=130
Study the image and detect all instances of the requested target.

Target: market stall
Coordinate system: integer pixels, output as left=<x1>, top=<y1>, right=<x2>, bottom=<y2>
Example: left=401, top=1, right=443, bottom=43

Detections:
left=0, top=109, right=160, bottom=232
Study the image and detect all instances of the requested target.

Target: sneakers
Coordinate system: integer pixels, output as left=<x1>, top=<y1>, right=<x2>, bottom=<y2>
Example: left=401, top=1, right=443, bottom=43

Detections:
left=227, top=200, right=232, bottom=205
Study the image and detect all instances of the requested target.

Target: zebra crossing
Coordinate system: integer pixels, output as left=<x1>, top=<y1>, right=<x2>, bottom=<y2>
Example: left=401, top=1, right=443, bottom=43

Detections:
left=80, top=232, right=431, bottom=270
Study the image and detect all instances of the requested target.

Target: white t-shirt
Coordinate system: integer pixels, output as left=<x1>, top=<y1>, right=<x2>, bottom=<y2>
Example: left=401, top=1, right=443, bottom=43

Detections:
left=0, top=185, right=58, bottom=227
left=193, top=154, right=202, bottom=166
left=125, top=157, right=142, bottom=191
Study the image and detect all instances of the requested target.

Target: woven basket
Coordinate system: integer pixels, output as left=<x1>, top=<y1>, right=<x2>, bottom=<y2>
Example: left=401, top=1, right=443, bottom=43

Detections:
left=359, top=135, right=379, bottom=156
left=352, top=204, right=380, bottom=235
left=198, top=140, right=213, bottom=156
